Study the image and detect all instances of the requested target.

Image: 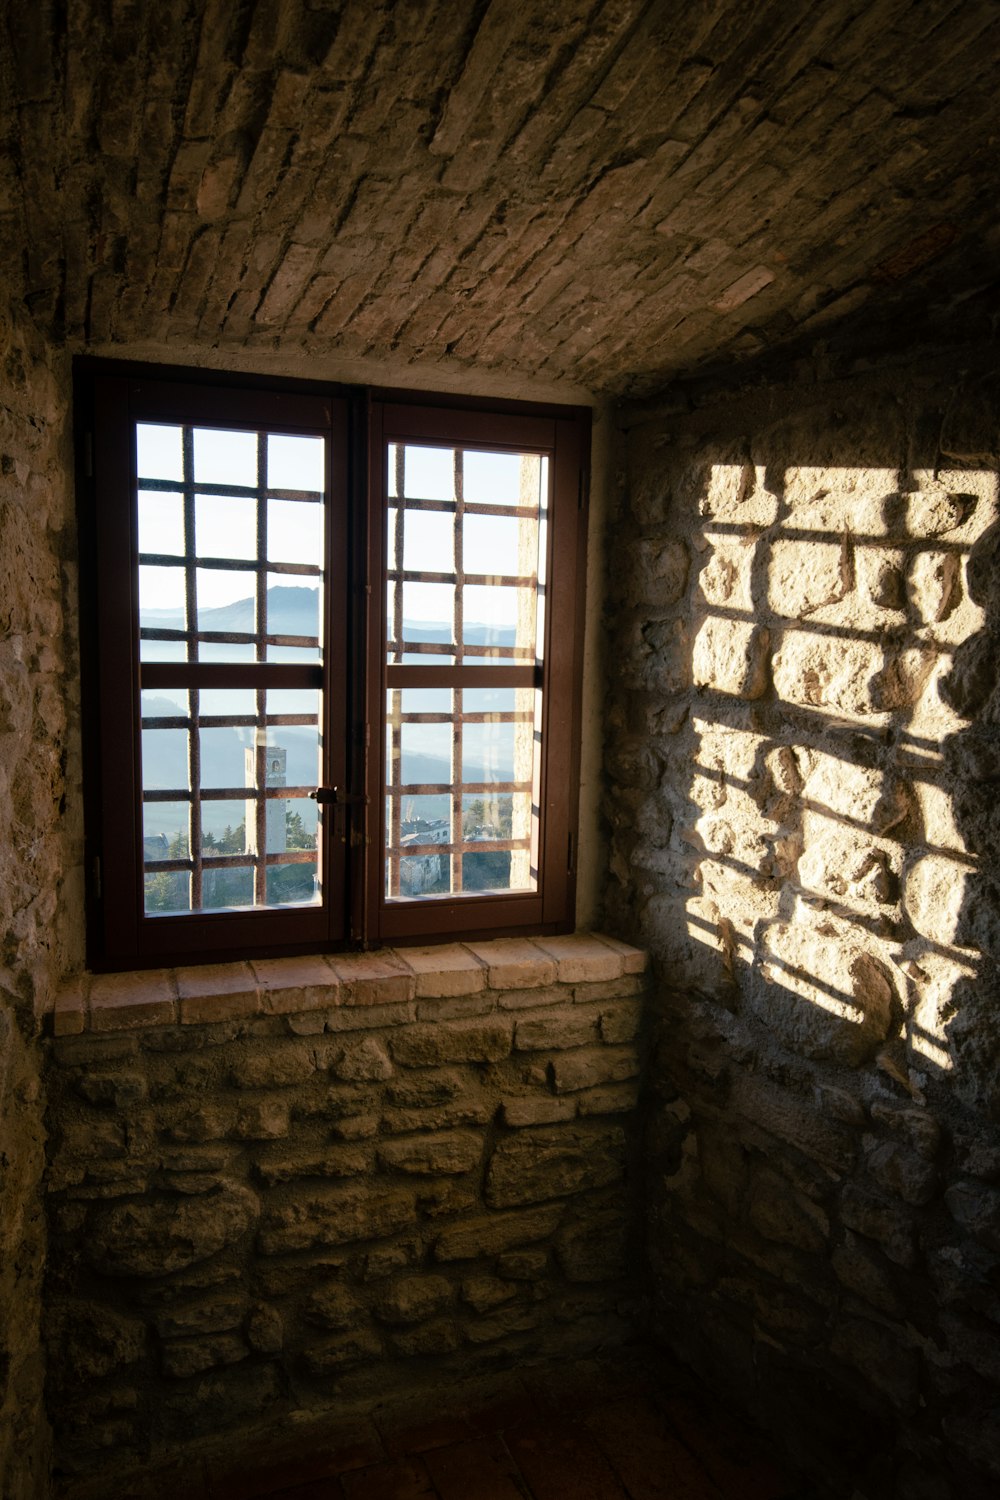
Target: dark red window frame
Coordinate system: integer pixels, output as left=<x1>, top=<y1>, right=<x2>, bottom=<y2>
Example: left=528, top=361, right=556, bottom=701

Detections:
left=75, top=360, right=590, bottom=971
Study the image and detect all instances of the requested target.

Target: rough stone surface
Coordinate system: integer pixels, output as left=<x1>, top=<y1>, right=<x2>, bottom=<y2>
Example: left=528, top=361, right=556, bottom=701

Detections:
left=44, top=958, right=645, bottom=1476
left=607, top=342, right=1000, bottom=1500
left=5, top=5, right=1000, bottom=399
left=0, top=295, right=73, bottom=1499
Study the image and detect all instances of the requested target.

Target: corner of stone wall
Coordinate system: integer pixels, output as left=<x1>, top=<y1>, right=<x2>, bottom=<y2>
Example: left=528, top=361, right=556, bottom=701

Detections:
left=606, top=344, right=1000, bottom=1500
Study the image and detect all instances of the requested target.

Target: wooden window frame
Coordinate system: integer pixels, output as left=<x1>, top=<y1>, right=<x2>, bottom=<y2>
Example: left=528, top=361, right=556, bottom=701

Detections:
left=75, top=359, right=590, bottom=971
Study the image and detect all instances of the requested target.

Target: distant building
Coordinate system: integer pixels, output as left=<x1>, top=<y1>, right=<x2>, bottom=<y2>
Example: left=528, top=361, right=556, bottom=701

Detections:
left=399, top=817, right=449, bottom=894
left=245, top=743, right=287, bottom=855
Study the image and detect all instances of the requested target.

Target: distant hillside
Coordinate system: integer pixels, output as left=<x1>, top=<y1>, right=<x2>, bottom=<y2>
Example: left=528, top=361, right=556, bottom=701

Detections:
left=140, top=586, right=516, bottom=648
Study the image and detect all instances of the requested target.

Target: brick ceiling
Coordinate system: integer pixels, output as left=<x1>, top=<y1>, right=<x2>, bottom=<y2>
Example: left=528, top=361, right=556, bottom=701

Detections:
left=4, top=0, right=1000, bottom=396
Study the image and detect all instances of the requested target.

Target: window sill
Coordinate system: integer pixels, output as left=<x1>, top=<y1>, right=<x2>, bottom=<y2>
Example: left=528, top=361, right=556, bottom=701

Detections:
left=52, top=934, right=648, bottom=1037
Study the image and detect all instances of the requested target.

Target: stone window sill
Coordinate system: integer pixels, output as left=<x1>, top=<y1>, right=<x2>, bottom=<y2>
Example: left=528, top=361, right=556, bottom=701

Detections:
left=52, top=933, right=648, bottom=1036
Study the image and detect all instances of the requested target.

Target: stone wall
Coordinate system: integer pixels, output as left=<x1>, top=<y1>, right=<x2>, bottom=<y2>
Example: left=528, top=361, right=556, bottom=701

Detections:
left=44, top=936, right=646, bottom=1486
left=0, top=298, right=75, bottom=1499
left=606, top=346, right=1000, bottom=1499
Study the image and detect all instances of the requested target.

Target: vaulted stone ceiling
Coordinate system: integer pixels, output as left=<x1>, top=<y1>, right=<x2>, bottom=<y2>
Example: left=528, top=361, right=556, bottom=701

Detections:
left=4, top=0, right=1000, bottom=396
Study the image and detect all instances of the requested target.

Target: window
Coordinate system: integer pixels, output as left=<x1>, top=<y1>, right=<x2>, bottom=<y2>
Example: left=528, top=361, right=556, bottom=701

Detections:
left=76, top=363, right=590, bottom=969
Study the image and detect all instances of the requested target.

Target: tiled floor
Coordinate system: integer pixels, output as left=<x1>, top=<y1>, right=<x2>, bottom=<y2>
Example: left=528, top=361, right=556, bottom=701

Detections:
left=196, top=1347, right=800, bottom=1500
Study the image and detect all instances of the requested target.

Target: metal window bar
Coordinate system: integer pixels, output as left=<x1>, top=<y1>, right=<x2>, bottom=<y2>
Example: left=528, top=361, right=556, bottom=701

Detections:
left=137, top=423, right=324, bottom=914
left=384, top=442, right=544, bottom=901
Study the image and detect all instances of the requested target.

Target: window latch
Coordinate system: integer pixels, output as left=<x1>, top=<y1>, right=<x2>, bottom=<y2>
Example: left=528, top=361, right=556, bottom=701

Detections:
left=311, top=787, right=367, bottom=807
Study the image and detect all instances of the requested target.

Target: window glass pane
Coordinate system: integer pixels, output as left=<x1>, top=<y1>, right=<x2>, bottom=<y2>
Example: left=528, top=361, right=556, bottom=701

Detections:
left=200, top=726, right=250, bottom=790
left=141, top=726, right=189, bottom=792
left=464, top=514, right=520, bottom=576
left=193, top=427, right=257, bottom=488
left=404, top=509, right=453, bottom=572
left=464, top=720, right=516, bottom=783
left=199, top=687, right=255, bottom=718
left=136, top=423, right=183, bottom=483
left=267, top=498, right=322, bottom=565
left=401, top=581, right=453, bottom=638
left=139, top=564, right=187, bottom=661
left=196, top=566, right=256, bottom=624
left=404, top=445, right=454, bottom=501
left=462, top=792, right=527, bottom=841
left=464, top=449, right=529, bottom=505
left=201, top=798, right=249, bottom=857
left=265, top=575, right=321, bottom=662
left=138, top=490, right=185, bottom=557
left=267, top=434, right=324, bottom=493
left=385, top=684, right=537, bottom=902
left=143, top=801, right=189, bottom=860
left=203, top=865, right=254, bottom=910
left=141, top=687, right=187, bottom=719
left=196, top=493, right=257, bottom=561
left=400, top=720, right=452, bottom=785
left=144, top=868, right=190, bottom=915
left=267, top=687, right=321, bottom=718
left=398, top=852, right=451, bottom=897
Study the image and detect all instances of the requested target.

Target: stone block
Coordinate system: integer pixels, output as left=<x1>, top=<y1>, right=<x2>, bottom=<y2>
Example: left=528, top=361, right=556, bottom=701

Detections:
left=433, top=1207, right=562, bottom=1262
left=394, top=943, right=487, bottom=997
left=749, top=928, right=895, bottom=1067
left=330, top=1037, right=393, bottom=1081
left=258, top=1185, right=417, bottom=1254
left=550, top=1045, right=640, bottom=1094
left=865, top=1142, right=938, bottom=1207
left=154, top=1293, right=247, bottom=1339
left=497, top=984, right=569, bottom=1011
left=176, top=963, right=259, bottom=1023
left=329, top=951, right=416, bottom=1005
left=303, top=1283, right=365, bottom=1331
left=531, top=934, right=624, bottom=983
left=575, top=1081, right=640, bottom=1116
left=944, top=1180, right=1000, bottom=1254
left=514, top=1011, right=599, bottom=1051
left=748, top=1168, right=829, bottom=1253
left=460, top=1276, right=516, bottom=1313
left=245, top=1303, right=283, bottom=1354
left=233, top=1101, right=291, bottom=1140
left=53, top=977, right=85, bottom=1036
left=555, top=1208, right=628, bottom=1283
left=88, top=1184, right=260, bottom=1277
left=463, top=1307, right=540, bottom=1344
left=485, top=1123, right=626, bottom=1208
left=598, top=1000, right=643, bottom=1044
left=692, top=617, right=769, bottom=699
left=389, top=1020, right=512, bottom=1067
left=381, top=1099, right=493, bottom=1134
left=501, top=1096, right=576, bottom=1128
left=253, top=1144, right=372, bottom=1187
left=301, top=1330, right=382, bottom=1375
left=251, top=955, right=340, bottom=1014
left=494, top=1248, right=548, bottom=1281
left=161, top=1333, right=247, bottom=1379
left=373, top=1275, right=452, bottom=1325
left=462, top=938, right=558, bottom=990
left=840, top=1185, right=916, bottom=1268
left=377, top=1131, right=482, bottom=1176
left=228, top=1044, right=316, bottom=1089
left=90, top=970, right=177, bottom=1030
